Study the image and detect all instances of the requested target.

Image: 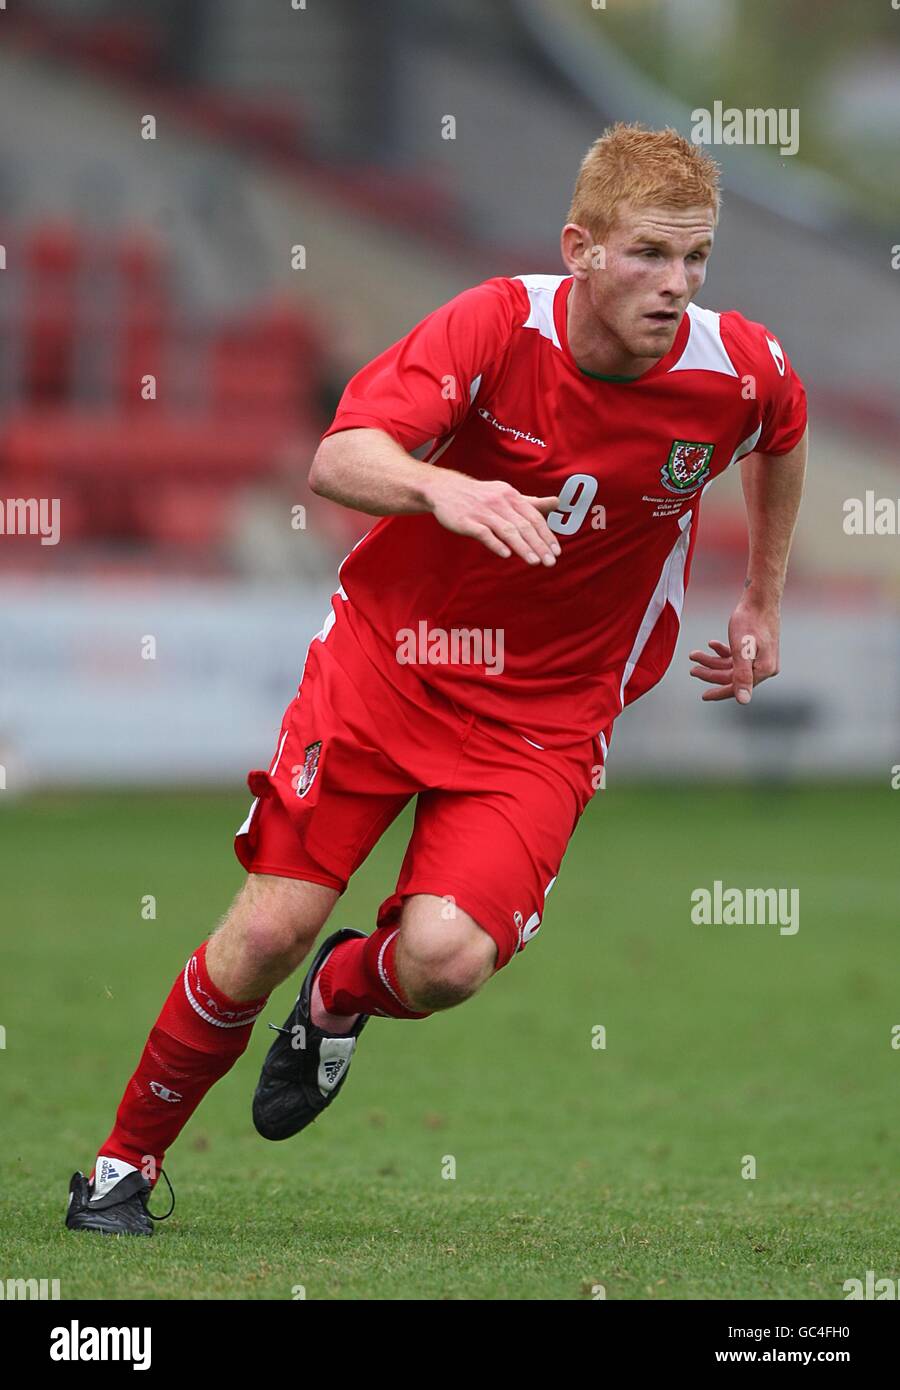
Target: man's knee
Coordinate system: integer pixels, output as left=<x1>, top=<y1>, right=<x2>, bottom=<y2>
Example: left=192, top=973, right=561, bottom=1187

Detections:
left=209, top=874, right=338, bottom=995
left=395, top=896, right=498, bottom=1012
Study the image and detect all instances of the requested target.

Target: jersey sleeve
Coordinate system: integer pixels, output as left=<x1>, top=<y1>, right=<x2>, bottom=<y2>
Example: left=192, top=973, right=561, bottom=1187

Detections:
left=720, top=312, right=808, bottom=457
left=321, top=277, right=523, bottom=453
left=754, top=328, right=807, bottom=456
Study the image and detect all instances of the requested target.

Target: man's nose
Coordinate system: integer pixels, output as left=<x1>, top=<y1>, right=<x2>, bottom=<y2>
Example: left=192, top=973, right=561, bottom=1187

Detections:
left=661, top=261, right=689, bottom=298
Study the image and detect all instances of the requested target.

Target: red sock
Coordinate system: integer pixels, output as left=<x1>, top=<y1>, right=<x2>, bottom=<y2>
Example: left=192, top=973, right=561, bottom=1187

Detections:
left=317, top=927, right=430, bottom=1021
left=96, top=940, right=268, bottom=1180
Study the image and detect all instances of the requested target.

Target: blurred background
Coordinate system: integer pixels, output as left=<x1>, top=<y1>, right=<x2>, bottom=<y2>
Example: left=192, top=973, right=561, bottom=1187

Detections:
left=1, top=0, right=898, bottom=788
left=3, top=1, right=900, bottom=1304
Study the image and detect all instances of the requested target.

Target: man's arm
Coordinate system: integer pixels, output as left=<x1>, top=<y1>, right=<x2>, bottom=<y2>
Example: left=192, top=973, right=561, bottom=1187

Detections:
left=689, top=426, right=808, bottom=704
left=310, top=427, right=561, bottom=568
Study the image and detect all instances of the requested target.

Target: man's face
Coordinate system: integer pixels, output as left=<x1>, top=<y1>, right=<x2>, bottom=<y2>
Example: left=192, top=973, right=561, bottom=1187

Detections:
left=574, top=202, right=716, bottom=362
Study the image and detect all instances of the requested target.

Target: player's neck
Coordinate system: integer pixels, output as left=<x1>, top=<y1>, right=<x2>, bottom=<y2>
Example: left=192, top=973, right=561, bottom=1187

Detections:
left=566, top=280, right=664, bottom=381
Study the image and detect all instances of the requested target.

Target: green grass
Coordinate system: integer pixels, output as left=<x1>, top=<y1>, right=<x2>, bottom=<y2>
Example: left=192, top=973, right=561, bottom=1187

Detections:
left=1, top=784, right=898, bottom=1300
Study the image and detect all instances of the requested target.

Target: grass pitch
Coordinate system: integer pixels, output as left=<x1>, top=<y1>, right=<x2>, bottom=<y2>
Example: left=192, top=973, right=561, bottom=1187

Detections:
left=1, top=783, right=897, bottom=1300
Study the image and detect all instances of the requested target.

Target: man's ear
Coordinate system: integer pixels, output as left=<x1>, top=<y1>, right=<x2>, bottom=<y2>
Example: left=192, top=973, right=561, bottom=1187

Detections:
left=561, top=223, right=599, bottom=279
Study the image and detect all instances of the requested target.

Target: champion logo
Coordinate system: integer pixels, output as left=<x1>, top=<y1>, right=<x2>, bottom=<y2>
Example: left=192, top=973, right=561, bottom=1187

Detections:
left=150, top=1081, right=183, bottom=1103
left=477, top=407, right=546, bottom=448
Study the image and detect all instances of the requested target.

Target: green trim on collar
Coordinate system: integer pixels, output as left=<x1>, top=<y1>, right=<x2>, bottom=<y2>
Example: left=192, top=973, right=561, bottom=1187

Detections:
left=577, top=367, right=640, bottom=383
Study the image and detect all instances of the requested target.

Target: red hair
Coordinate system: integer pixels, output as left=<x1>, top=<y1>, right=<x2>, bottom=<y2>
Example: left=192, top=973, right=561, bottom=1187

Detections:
left=567, top=123, right=721, bottom=236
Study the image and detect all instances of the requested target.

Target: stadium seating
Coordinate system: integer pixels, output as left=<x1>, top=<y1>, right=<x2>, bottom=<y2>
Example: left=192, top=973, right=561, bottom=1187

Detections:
left=0, top=224, right=327, bottom=566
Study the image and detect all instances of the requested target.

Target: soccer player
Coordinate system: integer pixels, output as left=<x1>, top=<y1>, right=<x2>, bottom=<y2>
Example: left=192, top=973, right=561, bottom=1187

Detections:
left=67, top=124, right=807, bottom=1235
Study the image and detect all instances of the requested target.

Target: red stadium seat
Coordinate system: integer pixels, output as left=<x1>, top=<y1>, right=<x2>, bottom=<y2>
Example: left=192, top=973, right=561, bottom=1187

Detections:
left=0, top=224, right=329, bottom=561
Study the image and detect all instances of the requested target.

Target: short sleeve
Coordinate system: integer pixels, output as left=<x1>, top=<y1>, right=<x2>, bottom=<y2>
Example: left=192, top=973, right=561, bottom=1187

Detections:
left=756, top=331, right=807, bottom=456
left=322, top=278, right=522, bottom=453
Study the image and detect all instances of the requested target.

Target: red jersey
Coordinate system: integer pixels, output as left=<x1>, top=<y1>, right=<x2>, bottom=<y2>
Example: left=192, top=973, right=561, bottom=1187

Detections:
left=322, top=274, right=807, bottom=750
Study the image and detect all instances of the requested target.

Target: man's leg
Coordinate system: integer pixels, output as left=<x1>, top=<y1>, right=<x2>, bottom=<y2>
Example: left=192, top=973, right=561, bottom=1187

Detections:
left=98, top=873, right=337, bottom=1175
left=67, top=873, right=337, bottom=1233
left=249, top=892, right=497, bottom=1145
left=249, top=713, right=597, bottom=1142
left=394, top=894, right=498, bottom=1009
left=310, top=726, right=597, bottom=1032
left=205, top=873, right=338, bottom=999
left=314, top=892, right=497, bottom=1025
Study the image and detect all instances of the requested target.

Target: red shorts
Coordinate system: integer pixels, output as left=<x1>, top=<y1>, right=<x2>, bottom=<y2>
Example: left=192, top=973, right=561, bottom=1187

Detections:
left=235, top=599, right=604, bottom=970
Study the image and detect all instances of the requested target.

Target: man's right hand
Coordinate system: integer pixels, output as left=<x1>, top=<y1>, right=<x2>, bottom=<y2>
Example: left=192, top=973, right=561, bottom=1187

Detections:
left=424, top=472, right=562, bottom=566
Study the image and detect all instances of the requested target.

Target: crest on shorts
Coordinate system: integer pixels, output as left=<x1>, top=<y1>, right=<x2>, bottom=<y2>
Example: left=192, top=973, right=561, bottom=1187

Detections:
left=296, top=740, right=322, bottom=798
left=661, top=439, right=714, bottom=494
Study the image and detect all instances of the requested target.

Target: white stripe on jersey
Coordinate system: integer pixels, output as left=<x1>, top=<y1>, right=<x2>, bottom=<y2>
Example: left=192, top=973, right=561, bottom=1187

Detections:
left=619, top=510, right=693, bottom=708
left=670, top=303, right=738, bottom=377
left=514, top=274, right=565, bottom=349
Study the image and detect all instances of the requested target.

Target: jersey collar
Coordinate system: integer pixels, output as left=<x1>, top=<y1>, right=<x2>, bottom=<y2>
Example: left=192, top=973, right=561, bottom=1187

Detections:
left=554, top=276, right=690, bottom=385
